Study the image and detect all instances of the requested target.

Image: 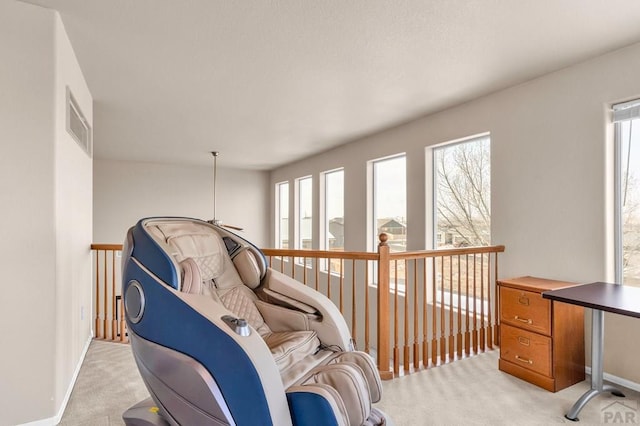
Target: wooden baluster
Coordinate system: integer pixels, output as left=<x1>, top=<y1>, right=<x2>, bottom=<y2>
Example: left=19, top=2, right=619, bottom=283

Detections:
left=472, top=254, right=478, bottom=353
left=440, top=256, right=446, bottom=364
left=494, top=253, right=500, bottom=346
left=431, top=257, right=438, bottom=367
left=456, top=254, right=462, bottom=358
left=448, top=255, right=454, bottom=361
left=339, top=259, right=344, bottom=313
left=365, top=260, right=370, bottom=354
left=95, top=250, right=101, bottom=339
left=486, top=253, right=493, bottom=350
left=120, top=293, right=127, bottom=342
left=393, top=259, right=399, bottom=376
left=376, top=234, right=392, bottom=379
left=413, top=259, right=419, bottom=370
left=327, top=258, right=332, bottom=300
left=480, top=254, right=485, bottom=352
left=351, top=259, right=356, bottom=343
left=292, top=256, right=296, bottom=279
left=422, top=258, right=428, bottom=368
left=403, top=260, right=410, bottom=372
left=465, top=254, right=470, bottom=356
left=103, top=250, right=107, bottom=339
left=303, top=256, right=308, bottom=285
left=111, top=250, right=117, bottom=341
left=315, top=258, right=319, bottom=291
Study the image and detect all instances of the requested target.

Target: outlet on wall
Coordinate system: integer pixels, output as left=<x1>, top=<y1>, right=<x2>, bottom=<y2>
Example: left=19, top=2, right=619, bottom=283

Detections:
left=80, top=305, right=84, bottom=320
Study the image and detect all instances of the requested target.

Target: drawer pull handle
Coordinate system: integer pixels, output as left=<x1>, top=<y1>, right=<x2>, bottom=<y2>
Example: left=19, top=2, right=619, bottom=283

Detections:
left=518, top=336, right=530, bottom=346
left=515, top=355, right=533, bottom=365
left=518, top=295, right=530, bottom=306
left=514, top=316, right=532, bottom=324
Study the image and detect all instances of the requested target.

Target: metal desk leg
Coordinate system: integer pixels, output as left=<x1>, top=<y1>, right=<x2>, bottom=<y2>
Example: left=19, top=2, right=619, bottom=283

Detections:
left=565, top=309, right=624, bottom=421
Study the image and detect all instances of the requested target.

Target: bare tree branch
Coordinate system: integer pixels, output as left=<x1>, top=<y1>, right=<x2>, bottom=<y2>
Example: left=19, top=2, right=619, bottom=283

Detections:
left=435, top=137, right=491, bottom=247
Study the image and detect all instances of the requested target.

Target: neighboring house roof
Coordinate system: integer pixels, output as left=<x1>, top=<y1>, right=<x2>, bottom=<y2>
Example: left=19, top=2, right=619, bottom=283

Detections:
left=377, top=218, right=406, bottom=230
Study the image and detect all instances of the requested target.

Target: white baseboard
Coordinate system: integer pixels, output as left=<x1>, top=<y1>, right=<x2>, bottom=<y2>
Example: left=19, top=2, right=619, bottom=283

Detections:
left=585, top=366, right=640, bottom=393
left=19, top=336, right=92, bottom=426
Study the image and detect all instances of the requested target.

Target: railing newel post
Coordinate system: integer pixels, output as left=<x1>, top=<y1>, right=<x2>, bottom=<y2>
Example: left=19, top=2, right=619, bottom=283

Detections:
left=376, top=233, right=393, bottom=380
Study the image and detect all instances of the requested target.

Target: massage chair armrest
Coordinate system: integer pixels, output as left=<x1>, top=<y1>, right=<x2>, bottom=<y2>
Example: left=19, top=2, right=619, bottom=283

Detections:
left=255, top=300, right=318, bottom=333
left=262, top=269, right=353, bottom=350
left=260, top=287, right=319, bottom=315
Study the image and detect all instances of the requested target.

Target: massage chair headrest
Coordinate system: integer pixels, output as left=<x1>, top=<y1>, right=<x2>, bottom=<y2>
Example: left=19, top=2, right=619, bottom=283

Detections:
left=144, top=219, right=265, bottom=292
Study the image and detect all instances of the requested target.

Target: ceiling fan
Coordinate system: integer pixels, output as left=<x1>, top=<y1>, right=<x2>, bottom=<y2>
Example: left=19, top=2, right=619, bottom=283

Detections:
left=208, top=151, right=243, bottom=231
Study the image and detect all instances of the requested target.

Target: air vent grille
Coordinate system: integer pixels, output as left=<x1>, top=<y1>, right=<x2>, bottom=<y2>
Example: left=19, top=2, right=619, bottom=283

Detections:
left=66, top=87, right=92, bottom=157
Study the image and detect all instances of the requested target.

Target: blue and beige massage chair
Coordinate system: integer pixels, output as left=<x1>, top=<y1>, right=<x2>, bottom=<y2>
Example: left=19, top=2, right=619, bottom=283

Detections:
left=121, top=217, right=389, bottom=425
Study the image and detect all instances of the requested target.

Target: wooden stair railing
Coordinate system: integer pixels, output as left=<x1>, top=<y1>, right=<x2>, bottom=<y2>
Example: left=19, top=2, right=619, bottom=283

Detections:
left=91, top=244, right=127, bottom=343
left=384, top=244, right=505, bottom=376
left=91, top=236, right=505, bottom=378
left=262, top=236, right=505, bottom=379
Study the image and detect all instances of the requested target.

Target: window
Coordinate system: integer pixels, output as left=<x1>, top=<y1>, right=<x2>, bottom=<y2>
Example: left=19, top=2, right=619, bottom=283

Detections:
left=323, top=169, right=344, bottom=251
left=433, top=135, right=491, bottom=248
left=276, top=182, right=289, bottom=249
left=322, top=168, right=344, bottom=273
left=615, top=99, right=640, bottom=285
left=371, top=155, right=406, bottom=252
left=431, top=134, right=491, bottom=301
left=297, top=176, right=313, bottom=250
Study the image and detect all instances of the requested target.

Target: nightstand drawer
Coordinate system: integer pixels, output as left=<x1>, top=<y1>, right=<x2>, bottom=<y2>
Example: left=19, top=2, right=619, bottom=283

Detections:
left=500, top=323, right=552, bottom=377
left=500, top=286, right=551, bottom=335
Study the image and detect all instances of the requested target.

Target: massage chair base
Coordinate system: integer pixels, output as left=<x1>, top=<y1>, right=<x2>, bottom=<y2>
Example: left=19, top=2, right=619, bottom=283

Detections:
left=123, top=398, right=392, bottom=426
left=123, top=398, right=170, bottom=426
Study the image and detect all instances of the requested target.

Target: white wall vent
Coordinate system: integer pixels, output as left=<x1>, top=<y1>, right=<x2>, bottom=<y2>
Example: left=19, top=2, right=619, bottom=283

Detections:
left=66, top=87, right=92, bottom=157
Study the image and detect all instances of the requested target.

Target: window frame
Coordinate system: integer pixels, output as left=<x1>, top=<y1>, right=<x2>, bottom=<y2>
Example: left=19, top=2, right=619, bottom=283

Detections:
left=295, top=175, right=313, bottom=253
left=275, top=181, right=290, bottom=249
left=613, top=99, right=640, bottom=284
left=321, top=168, right=345, bottom=251
left=320, top=168, right=345, bottom=274
left=615, top=118, right=623, bottom=284
left=369, top=153, right=407, bottom=253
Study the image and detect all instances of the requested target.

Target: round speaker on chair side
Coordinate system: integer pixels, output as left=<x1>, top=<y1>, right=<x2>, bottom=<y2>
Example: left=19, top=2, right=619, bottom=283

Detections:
left=125, top=280, right=145, bottom=324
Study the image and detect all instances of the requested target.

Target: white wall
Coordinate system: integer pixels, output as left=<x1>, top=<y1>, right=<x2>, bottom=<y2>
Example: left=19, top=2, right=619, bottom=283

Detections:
left=0, top=3, right=93, bottom=424
left=0, top=3, right=57, bottom=424
left=54, top=12, right=94, bottom=417
left=93, top=159, right=269, bottom=247
left=270, top=42, right=640, bottom=383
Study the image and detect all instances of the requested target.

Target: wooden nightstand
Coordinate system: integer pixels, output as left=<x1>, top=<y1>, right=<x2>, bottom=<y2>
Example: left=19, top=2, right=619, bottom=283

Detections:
left=498, top=276, right=585, bottom=392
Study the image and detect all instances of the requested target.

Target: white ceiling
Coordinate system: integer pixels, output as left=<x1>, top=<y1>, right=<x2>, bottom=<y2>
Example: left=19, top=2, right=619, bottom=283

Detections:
left=20, top=0, right=640, bottom=169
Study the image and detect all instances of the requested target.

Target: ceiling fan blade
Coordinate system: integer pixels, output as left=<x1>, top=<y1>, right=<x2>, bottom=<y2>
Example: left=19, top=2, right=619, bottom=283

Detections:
left=221, top=223, right=244, bottom=231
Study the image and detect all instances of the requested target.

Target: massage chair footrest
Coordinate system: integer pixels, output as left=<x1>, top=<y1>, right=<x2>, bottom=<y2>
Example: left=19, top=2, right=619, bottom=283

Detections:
left=287, top=351, right=385, bottom=425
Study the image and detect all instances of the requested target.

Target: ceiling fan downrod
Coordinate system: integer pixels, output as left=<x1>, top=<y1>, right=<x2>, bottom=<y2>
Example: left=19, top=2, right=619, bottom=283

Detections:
left=208, top=151, right=244, bottom=231
left=211, top=151, right=220, bottom=226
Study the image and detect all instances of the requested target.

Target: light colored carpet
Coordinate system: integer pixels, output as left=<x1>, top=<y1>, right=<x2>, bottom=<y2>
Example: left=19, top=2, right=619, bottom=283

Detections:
left=61, top=339, right=638, bottom=425
left=60, top=340, right=148, bottom=426
left=375, top=353, right=637, bottom=425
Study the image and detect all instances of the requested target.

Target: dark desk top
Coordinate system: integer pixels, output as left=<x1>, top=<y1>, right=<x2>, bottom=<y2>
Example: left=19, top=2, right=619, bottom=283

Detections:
left=542, top=282, right=640, bottom=318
